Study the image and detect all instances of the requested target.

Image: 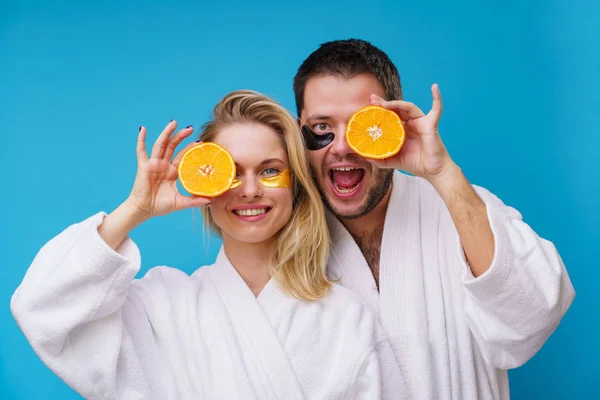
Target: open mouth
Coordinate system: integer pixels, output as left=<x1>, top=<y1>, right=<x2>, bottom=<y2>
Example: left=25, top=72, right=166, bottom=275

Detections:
left=328, top=167, right=365, bottom=197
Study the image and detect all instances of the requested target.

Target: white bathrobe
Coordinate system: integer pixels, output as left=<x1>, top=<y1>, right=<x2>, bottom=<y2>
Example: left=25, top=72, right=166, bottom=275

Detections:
left=11, top=213, right=406, bottom=400
left=326, top=171, right=575, bottom=400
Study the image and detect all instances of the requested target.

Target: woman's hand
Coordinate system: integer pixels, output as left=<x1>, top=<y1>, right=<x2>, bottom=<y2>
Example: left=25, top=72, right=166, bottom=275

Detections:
left=125, top=120, right=211, bottom=219
left=98, top=121, right=210, bottom=250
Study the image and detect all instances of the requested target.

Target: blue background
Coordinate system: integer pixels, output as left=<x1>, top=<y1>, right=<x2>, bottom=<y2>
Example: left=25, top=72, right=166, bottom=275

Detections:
left=1, top=0, right=598, bottom=398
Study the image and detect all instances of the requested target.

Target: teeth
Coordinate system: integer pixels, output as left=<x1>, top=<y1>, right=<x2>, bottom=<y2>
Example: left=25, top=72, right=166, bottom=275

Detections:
left=330, top=168, right=361, bottom=194
left=332, top=167, right=358, bottom=172
left=234, top=208, right=267, bottom=216
left=333, top=182, right=359, bottom=194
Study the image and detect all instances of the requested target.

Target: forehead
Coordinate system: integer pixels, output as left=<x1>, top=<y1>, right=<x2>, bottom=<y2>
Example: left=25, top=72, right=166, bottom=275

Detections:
left=213, top=123, right=287, bottom=166
left=301, top=73, right=386, bottom=121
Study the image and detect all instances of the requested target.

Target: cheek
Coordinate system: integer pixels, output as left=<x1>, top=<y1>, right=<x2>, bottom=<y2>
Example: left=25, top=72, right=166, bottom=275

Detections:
left=208, top=196, right=230, bottom=227
left=307, top=151, right=325, bottom=175
left=275, top=190, right=293, bottom=220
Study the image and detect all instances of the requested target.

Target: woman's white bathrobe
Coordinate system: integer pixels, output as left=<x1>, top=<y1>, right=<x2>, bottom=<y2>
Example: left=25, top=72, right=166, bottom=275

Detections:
left=11, top=213, right=406, bottom=400
left=326, top=171, right=575, bottom=400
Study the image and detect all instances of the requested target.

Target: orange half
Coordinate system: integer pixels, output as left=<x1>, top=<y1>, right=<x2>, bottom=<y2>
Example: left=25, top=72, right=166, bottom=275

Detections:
left=346, top=105, right=405, bottom=159
left=178, top=142, right=236, bottom=197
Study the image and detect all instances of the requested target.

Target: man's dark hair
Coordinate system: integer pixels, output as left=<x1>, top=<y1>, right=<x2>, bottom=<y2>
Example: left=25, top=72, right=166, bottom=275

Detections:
left=293, top=39, right=402, bottom=118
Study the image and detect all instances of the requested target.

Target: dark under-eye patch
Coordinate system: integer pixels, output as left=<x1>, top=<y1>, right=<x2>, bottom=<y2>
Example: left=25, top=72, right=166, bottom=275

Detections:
left=301, top=125, right=335, bottom=151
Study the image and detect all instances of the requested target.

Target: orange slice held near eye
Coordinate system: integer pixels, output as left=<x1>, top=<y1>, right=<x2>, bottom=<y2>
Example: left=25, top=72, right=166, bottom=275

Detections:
left=177, top=142, right=236, bottom=197
left=345, top=105, right=406, bottom=160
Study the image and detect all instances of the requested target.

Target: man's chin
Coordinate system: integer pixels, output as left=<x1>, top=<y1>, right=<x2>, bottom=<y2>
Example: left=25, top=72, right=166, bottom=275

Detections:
left=320, top=169, right=394, bottom=220
left=323, top=193, right=366, bottom=219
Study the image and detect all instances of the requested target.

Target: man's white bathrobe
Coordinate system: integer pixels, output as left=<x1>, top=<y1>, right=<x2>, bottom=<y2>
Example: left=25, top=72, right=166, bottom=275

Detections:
left=326, top=171, right=575, bottom=400
left=11, top=213, right=406, bottom=400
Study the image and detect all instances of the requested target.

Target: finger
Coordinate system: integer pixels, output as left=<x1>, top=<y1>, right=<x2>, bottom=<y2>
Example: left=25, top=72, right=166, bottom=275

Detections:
left=136, top=126, right=149, bottom=164
left=370, top=95, right=421, bottom=122
left=172, top=141, right=200, bottom=167
left=427, top=83, right=443, bottom=124
left=176, top=193, right=212, bottom=210
left=377, top=100, right=425, bottom=120
left=370, top=96, right=411, bottom=122
left=370, top=94, right=386, bottom=105
left=150, top=120, right=177, bottom=159
left=366, top=157, right=389, bottom=169
left=164, top=125, right=194, bottom=161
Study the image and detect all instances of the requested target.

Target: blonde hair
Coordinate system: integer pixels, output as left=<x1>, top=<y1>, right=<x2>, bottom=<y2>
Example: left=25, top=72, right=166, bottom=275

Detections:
left=199, top=90, right=332, bottom=301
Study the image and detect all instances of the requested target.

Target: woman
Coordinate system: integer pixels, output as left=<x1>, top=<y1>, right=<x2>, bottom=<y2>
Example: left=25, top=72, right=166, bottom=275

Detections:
left=11, top=90, right=405, bottom=399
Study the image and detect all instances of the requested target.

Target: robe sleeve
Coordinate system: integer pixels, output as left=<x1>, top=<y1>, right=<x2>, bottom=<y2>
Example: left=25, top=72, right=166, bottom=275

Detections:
left=457, top=186, right=575, bottom=369
left=10, top=213, right=163, bottom=399
left=350, top=339, right=408, bottom=399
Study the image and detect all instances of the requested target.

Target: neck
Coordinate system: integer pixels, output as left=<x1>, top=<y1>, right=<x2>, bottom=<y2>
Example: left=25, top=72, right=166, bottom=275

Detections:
left=222, top=236, right=273, bottom=297
left=340, top=186, right=391, bottom=238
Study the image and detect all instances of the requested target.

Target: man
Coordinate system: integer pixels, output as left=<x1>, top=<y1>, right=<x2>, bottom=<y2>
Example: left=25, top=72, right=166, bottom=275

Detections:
left=294, top=39, right=575, bottom=399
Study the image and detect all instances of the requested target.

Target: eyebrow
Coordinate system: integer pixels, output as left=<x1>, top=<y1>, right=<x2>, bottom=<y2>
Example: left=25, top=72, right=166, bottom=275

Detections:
left=306, top=115, right=331, bottom=123
left=259, top=158, right=285, bottom=166
left=235, top=158, right=285, bottom=169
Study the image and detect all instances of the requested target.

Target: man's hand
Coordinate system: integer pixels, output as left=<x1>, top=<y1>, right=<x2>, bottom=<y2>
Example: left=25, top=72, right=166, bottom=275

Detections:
left=369, top=84, right=456, bottom=187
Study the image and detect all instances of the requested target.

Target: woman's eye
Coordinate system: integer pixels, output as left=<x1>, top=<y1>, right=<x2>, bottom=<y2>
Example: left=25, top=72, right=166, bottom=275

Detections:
left=263, top=168, right=279, bottom=176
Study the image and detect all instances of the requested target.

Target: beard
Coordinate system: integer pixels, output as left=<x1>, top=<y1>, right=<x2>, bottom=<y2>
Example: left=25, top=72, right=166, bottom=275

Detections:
left=312, top=165, right=394, bottom=220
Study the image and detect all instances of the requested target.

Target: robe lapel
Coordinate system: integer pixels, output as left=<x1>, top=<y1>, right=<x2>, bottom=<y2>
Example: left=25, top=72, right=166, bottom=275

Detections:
left=208, top=249, right=305, bottom=400
left=326, top=211, right=381, bottom=316
left=379, top=171, right=435, bottom=398
left=379, top=172, right=427, bottom=338
left=327, top=171, right=435, bottom=398
left=256, top=278, right=286, bottom=317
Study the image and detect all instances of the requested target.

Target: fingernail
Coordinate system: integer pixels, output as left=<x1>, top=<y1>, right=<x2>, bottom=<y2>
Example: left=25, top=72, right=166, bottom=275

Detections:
left=195, top=139, right=201, bottom=143
left=138, top=126, right=142, bottom=132
left=186, top=125, right=193, bottom=129
left=170, top=119, right=174, bottom=122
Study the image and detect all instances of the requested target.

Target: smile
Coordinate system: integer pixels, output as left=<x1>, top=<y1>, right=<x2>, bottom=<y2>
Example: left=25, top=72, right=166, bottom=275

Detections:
left=231, top=205, right=273, bottom=222
left=233, top=208, right=269, bottom=216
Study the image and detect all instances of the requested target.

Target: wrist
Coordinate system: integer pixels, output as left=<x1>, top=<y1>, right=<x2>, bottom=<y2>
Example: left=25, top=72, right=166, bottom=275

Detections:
left=97, top=200, right=149, bottom=251
left=427, top=161, right=462, bottom=193
left=429, top=163, right=486, bottom=217
left=122, top=197, right=152, bottom=224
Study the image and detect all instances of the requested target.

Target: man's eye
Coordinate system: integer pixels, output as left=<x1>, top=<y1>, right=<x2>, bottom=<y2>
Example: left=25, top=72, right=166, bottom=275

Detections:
left=313, top=123, right=329, bottom=133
